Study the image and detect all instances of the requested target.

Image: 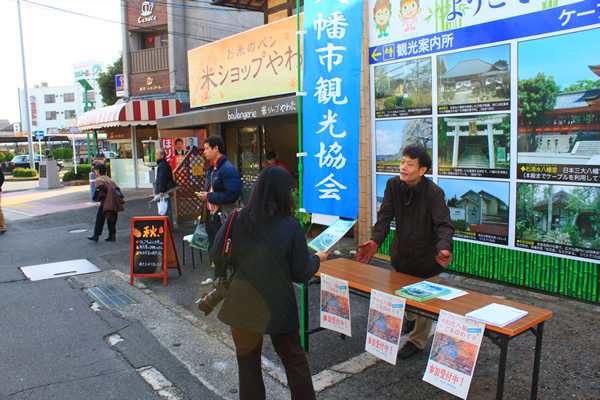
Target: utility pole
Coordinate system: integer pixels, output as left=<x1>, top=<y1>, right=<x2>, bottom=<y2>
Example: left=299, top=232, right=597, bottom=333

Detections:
left=17, top=0, right=35, bottom=169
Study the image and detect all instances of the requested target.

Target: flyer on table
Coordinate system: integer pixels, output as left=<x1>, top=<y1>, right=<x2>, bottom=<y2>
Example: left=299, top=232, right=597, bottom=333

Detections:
left=423, top=310, right=485, bottom=399
left=365, top=289, right=406, bottom=365
left=320, top=274, right=352, bottom=337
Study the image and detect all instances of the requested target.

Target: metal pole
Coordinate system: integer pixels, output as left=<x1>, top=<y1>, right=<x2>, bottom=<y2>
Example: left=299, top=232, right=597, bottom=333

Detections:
left=72, top=135, right=78, bottom=175
left=296, top=1, right=309, bottom=351
left=17, top=0, right=35, bottom=169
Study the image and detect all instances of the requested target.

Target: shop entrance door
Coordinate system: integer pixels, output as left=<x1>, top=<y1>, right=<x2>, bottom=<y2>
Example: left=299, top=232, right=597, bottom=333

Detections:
left=237, top=126, right=265, bottom=204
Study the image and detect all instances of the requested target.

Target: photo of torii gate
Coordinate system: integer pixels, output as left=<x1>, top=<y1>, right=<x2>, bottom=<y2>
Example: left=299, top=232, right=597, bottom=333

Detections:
left=439, top=114, right=510, bottom=171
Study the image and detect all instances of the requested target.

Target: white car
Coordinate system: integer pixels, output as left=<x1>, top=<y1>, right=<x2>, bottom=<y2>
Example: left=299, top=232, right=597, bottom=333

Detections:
left=104, top=151, right=119, bottom=159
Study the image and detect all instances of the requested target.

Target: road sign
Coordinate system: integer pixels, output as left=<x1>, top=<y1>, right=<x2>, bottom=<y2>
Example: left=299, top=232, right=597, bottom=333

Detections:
left=116, top=74, right=125, bottom=97
left=33, top=130, right=44, bottom=138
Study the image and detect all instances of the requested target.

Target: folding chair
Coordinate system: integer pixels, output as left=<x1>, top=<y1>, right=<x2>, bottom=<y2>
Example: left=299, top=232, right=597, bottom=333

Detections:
left=182, top=234, right=203, bottom=268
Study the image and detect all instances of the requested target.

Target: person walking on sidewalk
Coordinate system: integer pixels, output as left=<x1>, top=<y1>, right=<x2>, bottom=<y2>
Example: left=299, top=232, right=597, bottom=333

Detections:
left=0, top=166, right=5, bottom=234
left=154, top=148, right=177, bottom=227
left=195, top=136, right=242, bottom=285
left=211, top=165, right=329, bottom=400
left=355, top=145, right=454, bottom=359
left=88, top=164, right=124, bottom=242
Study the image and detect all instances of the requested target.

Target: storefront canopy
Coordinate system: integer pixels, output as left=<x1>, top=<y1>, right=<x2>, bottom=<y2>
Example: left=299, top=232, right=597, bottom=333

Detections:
left=77, top=99, right=181, bottom=130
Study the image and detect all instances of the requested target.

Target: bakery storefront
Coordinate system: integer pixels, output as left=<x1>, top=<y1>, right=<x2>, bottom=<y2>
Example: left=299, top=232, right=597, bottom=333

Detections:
left=157, top=15, right=303, bottom=202
left=158, top=95, right=299, bottom=203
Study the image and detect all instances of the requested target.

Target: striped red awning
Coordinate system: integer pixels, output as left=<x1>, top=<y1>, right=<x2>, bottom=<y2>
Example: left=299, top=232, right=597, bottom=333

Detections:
left=77, top=99, right=181, bottom=130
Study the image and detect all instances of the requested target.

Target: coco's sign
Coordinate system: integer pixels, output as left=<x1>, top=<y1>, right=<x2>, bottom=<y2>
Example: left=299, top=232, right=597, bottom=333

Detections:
left=138, top=1, right=157, bottom=23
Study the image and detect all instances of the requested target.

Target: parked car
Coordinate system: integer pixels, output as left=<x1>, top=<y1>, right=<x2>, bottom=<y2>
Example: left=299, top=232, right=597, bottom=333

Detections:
left=104, top=151, right=119, bottom=159
left=2, top=154, right=63, bottom=174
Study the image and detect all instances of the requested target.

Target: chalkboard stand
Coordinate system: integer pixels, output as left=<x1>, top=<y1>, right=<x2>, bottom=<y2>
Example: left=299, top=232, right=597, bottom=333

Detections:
left=130, top=216, right=182, bottom=285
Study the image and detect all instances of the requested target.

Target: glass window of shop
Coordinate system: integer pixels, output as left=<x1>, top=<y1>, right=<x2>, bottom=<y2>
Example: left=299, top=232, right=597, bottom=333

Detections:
left=135, top=126, right=158, bottom=188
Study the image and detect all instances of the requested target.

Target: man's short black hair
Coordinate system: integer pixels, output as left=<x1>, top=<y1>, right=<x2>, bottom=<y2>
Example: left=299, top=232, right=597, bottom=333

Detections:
left=402, top=145, right=432, bottom=171
left=266, top=150, right=277, bottom=160
left=94, top=163, right=106, bottom=175
left=175, top=138, right=183, bottom=144
left=204, top=136, right=225, bottom=153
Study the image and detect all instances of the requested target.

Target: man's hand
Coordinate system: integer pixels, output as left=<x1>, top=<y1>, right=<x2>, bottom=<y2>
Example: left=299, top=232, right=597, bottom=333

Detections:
left=436, top=250, right=452, bottom=267
left=196, top=191, right=208, bottom=201
left=355, top=240, right=379, bottom=264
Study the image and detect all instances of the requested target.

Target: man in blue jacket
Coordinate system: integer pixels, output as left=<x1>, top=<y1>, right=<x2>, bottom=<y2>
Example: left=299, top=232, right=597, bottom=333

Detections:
left=196, top=136, right=242, bottom=283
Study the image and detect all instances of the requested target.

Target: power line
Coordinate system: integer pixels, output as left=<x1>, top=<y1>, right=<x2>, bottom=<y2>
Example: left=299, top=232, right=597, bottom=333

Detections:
left=11, top=0, right=259, bottom=44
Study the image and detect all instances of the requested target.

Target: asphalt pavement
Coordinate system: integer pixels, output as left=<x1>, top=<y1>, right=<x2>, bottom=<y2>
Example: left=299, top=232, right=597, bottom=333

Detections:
left=1, top=182, right=599, bottom=399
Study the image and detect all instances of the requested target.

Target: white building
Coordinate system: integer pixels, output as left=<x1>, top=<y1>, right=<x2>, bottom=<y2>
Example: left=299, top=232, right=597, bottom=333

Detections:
left=18, top=82, right=98, bottom=135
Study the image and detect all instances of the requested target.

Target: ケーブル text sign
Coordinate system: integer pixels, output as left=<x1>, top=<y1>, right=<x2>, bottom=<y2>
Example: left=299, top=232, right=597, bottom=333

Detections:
left=188, top=15, right=303, bottom=108
left=130, top=217, right=181, bottom=285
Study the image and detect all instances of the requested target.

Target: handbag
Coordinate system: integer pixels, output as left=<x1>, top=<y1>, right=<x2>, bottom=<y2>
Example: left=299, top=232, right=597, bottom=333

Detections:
left=190, top=222, right=209, bottom=251
left=157, top=197, right=169, bottom=216
left=196, top=208, right=240, bottom=316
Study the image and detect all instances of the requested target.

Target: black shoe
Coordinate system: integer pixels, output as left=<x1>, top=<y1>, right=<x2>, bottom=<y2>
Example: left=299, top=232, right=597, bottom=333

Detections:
left=105, top=236, right=116, bottom=242
left=402, top=319, right=415, bottom=335
left=87, top=235, right=99, bottom=242
left=0, top=230, right=6, bottom=234
left=398, top=341, right=421, bottom=359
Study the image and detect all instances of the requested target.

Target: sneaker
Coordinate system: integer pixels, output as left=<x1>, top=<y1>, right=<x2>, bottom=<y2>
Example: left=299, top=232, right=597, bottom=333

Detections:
left=398, top=341, right=421, bottom=359
left=201, top=278, right=214, bottom=286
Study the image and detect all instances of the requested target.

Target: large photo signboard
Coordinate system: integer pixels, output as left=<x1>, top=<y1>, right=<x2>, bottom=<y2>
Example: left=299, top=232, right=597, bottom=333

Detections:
left=369, top=1, right=600, bottom=263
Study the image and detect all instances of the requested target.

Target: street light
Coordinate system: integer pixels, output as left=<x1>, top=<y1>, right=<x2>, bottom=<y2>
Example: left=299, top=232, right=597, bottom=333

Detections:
left=17, top=0, right=36, bottom=169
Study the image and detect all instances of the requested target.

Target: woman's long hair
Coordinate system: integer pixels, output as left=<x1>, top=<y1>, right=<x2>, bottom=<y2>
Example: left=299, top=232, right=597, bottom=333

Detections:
left=238, top=165, right=294, bottom=238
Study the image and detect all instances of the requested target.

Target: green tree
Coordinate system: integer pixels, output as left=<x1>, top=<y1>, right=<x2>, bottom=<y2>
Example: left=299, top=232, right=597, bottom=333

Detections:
left=518, top=73, right=559, bottom=152
left=97, top=54, right=123, bottom=106
left=563, top=79, right=600, bottom=92
left=437, top=117, right=451, bottom=165
left=374, top=65, right=391, bottom=99
left=63, top=148, right=74, bottom=159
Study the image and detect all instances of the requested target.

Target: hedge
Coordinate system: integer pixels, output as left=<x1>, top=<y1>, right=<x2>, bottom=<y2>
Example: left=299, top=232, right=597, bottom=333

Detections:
left=12, top=168, right=38, bottom=178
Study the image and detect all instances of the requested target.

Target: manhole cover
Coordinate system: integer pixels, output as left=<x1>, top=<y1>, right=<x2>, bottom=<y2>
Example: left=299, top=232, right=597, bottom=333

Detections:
left=85, top=285, right=139, bottom=309
left=69, top=229, right=88, bottom=233
left=20, top=259, right=100, bottom=281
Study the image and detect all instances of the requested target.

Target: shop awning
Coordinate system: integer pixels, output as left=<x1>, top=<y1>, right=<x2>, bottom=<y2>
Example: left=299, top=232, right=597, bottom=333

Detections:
left=77, top=99, right=181, bottom=130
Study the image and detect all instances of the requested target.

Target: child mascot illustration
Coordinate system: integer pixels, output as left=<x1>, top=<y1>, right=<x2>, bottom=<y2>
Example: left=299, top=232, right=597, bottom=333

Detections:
left=399, top=0, right=421, bottom=32
left=373, top=0, right=392, bottom=38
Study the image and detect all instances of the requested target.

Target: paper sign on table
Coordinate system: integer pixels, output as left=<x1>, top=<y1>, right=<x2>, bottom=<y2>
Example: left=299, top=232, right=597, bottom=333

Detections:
left=465, top=303, right=528, bottom=327
left=320, top=273, right=352, bottom=336
left=423, top=310, right=485, bottom=399
left=365, top=289, right=406, bottom=365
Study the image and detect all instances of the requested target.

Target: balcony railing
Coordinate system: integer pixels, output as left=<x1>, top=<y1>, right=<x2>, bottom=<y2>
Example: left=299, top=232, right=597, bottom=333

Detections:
left=130, top=47, right=169, bottom=74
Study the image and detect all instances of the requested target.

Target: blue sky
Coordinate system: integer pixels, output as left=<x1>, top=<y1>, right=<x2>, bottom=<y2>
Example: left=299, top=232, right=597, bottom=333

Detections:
left=375, top=118, right=432, bottom=156
left=376, top=119, right=407, bottom=156
left=438, top=178, right=510, bottom=204
left=518, top=28, right=600, bottom=89
left=376, top=174, right=394, bottom=198
left=440, top=44, right=510, bottom=71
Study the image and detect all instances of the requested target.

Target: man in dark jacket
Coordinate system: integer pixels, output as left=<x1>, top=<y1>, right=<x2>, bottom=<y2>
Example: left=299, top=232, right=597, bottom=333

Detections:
left=355, top=145, right=454, bottom=359
left=195, top=136, right=242, bottom=284
left=154, top=148, right=176, bottom=227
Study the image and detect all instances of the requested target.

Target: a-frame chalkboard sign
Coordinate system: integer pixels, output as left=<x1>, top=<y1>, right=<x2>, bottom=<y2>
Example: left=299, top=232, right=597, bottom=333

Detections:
left=130, top=216, right=182, bottom=285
